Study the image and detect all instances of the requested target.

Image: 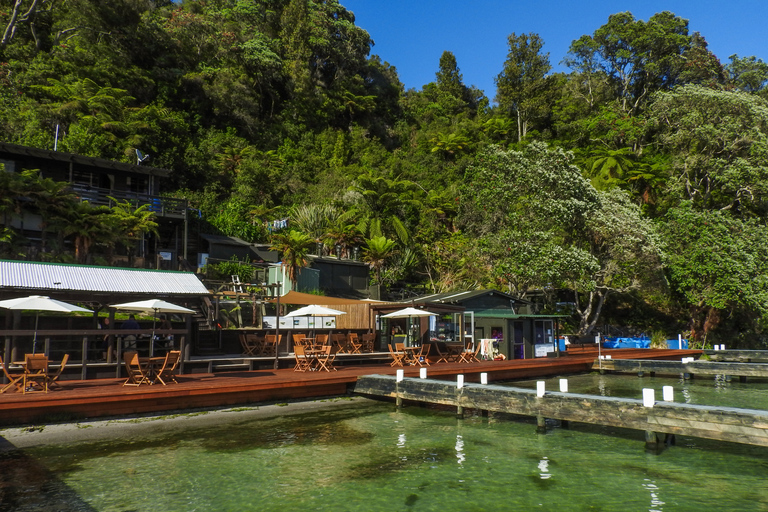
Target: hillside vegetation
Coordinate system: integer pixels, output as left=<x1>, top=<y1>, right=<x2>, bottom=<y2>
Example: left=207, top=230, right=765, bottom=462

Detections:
left=2, top=1, right=768, bottom=346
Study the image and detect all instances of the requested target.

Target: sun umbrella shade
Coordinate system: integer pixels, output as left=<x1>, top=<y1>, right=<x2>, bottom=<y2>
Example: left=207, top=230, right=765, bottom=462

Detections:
left=110, top=299, right=194, bottom=315
left=381, top=307, right=437, bottom=318
left=0, top=295, right=92, bottom=313
left=285, top=305, right=347, bottom=318
left=0, top=295, right=93, bottom=354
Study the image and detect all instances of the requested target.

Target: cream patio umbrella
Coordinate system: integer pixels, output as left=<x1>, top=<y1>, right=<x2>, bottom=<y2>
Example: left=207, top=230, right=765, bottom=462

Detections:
left=110, top=299, right=194, bottom=356
left=285, top=304, right=347, bottom=339
left=381, top=307, right=437, bottom=346
left=0, top=295, right=93, bottom=354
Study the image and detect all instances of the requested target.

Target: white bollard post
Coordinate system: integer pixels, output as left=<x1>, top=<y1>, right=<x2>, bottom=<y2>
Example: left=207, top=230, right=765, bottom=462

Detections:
left=559, top=378, right=568, bottom=393
left=456, top=374, right=464, bottom=389
left=605, top=354, right=612, bottom=360
left=419, top=367, right=427, bottom=379
left=663, top=386, right=674, bottom=402
left=480, top=372, right=488, bottom=385
left=714, top=345, right=720, bottom=351
left=643, top=388, right=655, bottom=407
left=537, top=381, right=546, bottom=397
left=396, top=369, right=404, bottom=382
left=678, top=333, right=682, bottom=349
left=720, top=344, right=726, bottom=350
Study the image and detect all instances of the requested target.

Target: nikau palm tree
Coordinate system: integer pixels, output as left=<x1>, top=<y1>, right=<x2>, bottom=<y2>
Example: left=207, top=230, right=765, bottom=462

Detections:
left=269, top=230, right=314, bottom=288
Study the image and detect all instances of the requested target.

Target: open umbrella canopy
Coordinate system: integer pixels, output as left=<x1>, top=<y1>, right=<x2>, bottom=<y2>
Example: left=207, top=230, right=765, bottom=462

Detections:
left=381, top=307, right=436, bottom=318
left=110, top=299, right=194, bottom=315
left=285, top=305, right=347, bottom=318
left=0, top=295, right=92, bottom=314
left=0, top=295, right=93, bottom=354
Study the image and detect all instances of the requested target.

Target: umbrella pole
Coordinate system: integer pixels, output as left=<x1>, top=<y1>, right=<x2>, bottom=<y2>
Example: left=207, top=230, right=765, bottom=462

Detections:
left=150, top=309, right=158, bottom=357
left=32, top=312, right=39, bottom=355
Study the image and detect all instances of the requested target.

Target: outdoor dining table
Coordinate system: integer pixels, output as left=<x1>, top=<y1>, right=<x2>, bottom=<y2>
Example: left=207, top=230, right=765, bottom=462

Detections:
left=401, top=346, right=422, bottom=365
left=138, top=356, right=166, bottom=379
left=444, top=343, right=465, bottom=362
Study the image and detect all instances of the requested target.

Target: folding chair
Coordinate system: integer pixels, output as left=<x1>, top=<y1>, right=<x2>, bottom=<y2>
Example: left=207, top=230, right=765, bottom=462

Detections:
left=429, top=343, right=449, bottom=364
left=123, top=351, right=151, bottom=386
left=23, top=354, right=49, bottom=394
left=262, top=335, right=277, bottom=356
left=459, top=341, right=481, bottom=363
left=153, top=351, right=181, bottom=385
left=347, top=333, right=363, bottom=354
left=315, top=334, right=328, bottom=347
left=388, top=345, right=405, bottom=367
left=231, top=275, right=243, bottom=293
left=292, top=333, right=309, bottom=347
left=315, top=345, right=337, bottom=372
left=293, top=345, right=313, bottom=372
left=48, top=354, right=70, bottom=389
left=0, top=355, right=24, bottom=394
left=413, top=344, right=430, bottom=367
left=361, top=333, right=376, bottom=353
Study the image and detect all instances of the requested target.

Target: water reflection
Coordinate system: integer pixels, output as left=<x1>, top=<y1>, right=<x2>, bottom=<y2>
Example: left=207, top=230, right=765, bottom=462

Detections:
left=455, top=434, right=465, bottom=466
left=537, top=456, right=552, bottom=480
left=642, top=479, right=665, bottom=512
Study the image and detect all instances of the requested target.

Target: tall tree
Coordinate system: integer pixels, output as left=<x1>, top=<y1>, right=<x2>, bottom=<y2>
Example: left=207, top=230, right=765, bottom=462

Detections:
left=435, top=50, right=465, bottom=100
left=726, top=54, right=768, bottom=94
left=495, top=32, right=551, bottom=142
left=565, top=11, right=692, bottom=114
left=269, top=229, right=314, bottom=287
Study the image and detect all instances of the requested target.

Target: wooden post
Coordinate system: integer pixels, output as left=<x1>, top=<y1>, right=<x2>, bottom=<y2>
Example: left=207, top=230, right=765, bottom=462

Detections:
left=81, top=336, right=88, bottom=380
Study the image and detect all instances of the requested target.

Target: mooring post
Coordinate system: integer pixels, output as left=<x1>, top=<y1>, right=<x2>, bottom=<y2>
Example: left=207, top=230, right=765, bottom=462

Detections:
left=536, top=414, right=547, bottom=434
left=396, top=369, right=404, bottom=409
left=645, top=430, right=660, bottom=449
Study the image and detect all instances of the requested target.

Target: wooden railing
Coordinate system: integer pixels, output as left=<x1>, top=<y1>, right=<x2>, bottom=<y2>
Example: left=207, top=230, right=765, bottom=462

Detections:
left=71, top=185, right=187, bottom=218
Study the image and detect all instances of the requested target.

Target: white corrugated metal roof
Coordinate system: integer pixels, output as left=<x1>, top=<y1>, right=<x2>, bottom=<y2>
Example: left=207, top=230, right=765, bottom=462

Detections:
left=0, top=260, right=209, bottom=296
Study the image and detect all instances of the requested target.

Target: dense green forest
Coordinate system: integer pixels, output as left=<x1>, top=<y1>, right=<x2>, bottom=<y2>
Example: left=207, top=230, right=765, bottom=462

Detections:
left=2, top=0, right=768, bottom=347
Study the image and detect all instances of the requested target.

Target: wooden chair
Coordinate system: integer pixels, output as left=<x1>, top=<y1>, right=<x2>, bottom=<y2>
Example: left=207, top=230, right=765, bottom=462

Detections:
left=388, top=345, right=405, bottom=367
left=293, top=345, right=313, bottom=372
left=315, top=334, right=329, bottom=346
left=23, top=354, right=49, bottom=394
left=122, top=351, right=151, bottom=386
left=153, top=351, right=181, bottom=385
left=347, top=333, right=362, bottom=354
left=48, top=354, right=70, bottom=389
left=330, top=333, right=346, bottom=353
left=240, top=333, right=257, bottom=356
left=315, top=344, right=337, bottom=372
left=292, top=333, right=309, bottom=347
left=413, top=344, right=430, bottom=367
left=361, top=333, right=376, bottom=353
left=459, top=341, right=482, bottom=363
left=262, top=335, right=281, bottom=356
left=429, top=343, right=449, bottom=364
left=0, top=355, right=24, bottom=394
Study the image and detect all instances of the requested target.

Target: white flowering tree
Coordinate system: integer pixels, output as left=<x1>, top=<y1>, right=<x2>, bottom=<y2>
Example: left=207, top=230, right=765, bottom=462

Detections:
left=460, top=143, right=664, bottom=334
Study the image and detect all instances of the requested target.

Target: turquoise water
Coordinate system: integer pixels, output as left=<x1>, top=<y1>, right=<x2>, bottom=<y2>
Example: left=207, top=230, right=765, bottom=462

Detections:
left=2, top=395, right=768, bottom=512
left=510, top=372, right=768, bottom=409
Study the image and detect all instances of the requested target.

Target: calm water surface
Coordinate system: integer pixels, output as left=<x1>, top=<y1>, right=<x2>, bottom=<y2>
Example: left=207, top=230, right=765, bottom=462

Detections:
left=1, top=386, right=767, bottom=511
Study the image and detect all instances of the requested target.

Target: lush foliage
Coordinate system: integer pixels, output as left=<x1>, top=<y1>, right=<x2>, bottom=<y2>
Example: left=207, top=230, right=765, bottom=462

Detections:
left=2, top=2, right=768, bottom=344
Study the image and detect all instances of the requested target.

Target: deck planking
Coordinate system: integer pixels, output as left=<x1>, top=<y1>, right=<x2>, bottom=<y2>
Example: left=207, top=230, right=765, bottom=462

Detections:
left=0, top=348, right=697, bottom=426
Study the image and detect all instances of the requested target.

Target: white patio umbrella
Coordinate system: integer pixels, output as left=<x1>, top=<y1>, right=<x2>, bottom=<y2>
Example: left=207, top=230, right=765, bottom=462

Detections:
left=381, top=307, right=437, bottom=346
left=381, top=307, right=437, bottom=319
left=0, top=295, right=93, bottom=354
left=110, top=299, right=194, bottom=356
left=285, top=305, right=347, bottom=337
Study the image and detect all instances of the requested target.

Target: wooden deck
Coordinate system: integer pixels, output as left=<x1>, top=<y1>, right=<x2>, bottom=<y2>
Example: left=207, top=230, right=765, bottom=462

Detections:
left=0, top=348, right=698, bottom=426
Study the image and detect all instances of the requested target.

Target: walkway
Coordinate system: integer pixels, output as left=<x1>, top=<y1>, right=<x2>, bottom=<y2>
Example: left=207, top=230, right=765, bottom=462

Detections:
left=0, top=348, right=696, bottom=426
